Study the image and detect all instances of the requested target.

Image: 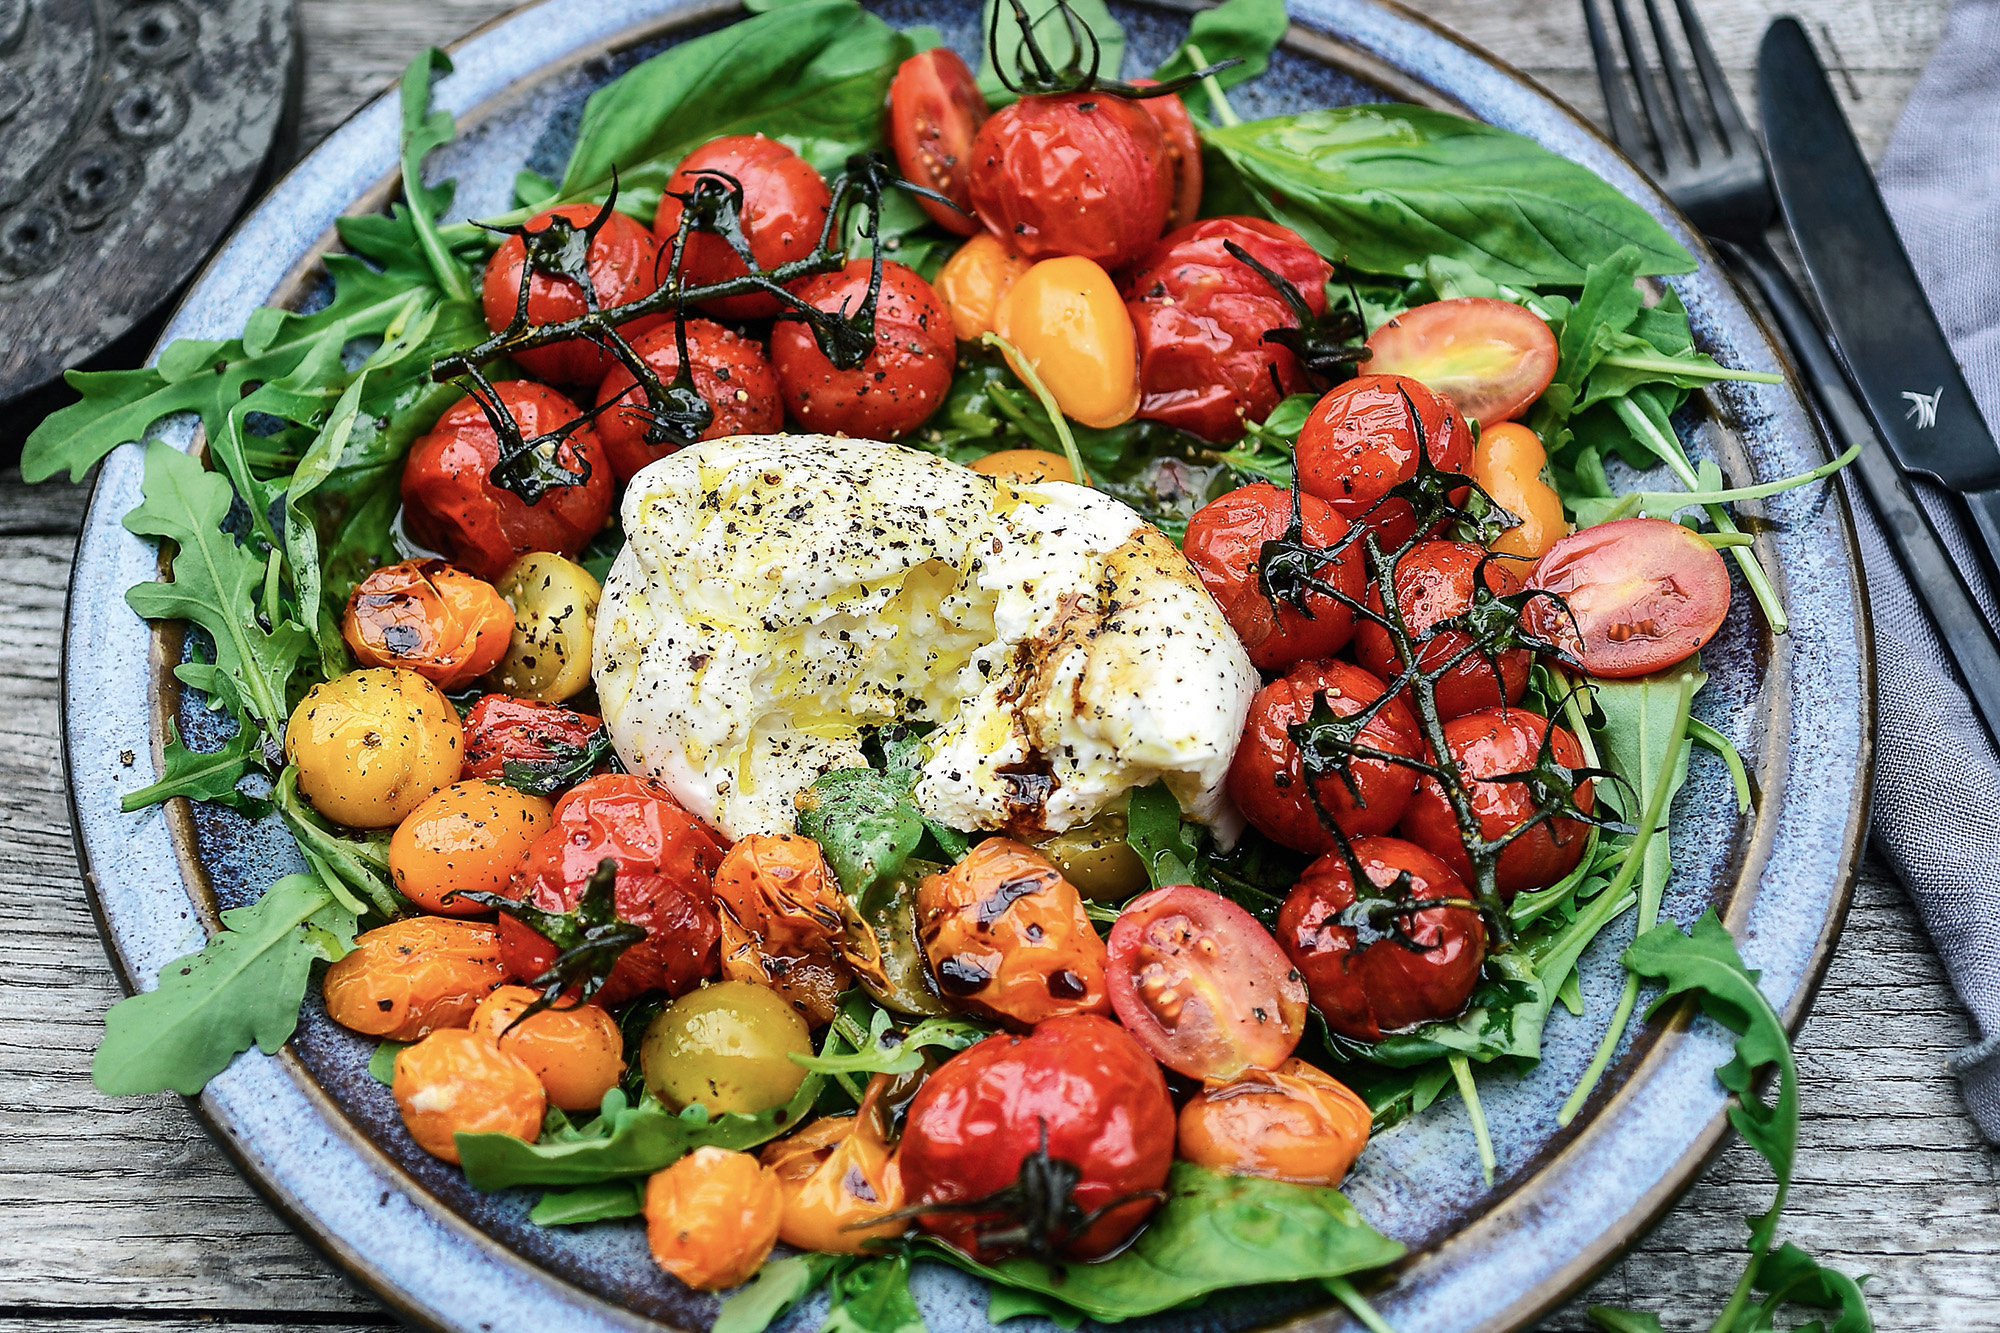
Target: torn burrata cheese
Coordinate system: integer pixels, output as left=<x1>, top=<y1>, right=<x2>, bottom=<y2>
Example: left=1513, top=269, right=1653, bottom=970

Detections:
left=592, top=435, right=1257, bottom=843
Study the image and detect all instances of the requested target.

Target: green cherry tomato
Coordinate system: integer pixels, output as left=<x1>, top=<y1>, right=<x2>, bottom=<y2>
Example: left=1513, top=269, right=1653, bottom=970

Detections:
left=640, top=980, right=812, bottom=1115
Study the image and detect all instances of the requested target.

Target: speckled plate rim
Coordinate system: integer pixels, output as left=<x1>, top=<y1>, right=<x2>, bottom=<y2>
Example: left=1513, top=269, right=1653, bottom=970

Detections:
left=57, top=3, right=1873, bottom=1332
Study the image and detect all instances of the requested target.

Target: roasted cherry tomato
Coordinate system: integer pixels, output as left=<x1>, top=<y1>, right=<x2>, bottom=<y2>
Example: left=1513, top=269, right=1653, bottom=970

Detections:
left=500, top=774, right=727, bottom=1005
left=1183, top=482, right=1363, bottom=670
left=1176, top=1057, right=1371, bottom=1187
left=593, top=319, right=782, bottom=481
left=393, top=1028, right=545, bottom=1163
left=770, top=259, right=956, bottom=440
left=1471, top=422, right=1569, bottom=588
left=1523, top=517, right=1731, bottom=677
left=654, top=134, right=833, bottom=321
left=459, top=694, right=608, bottom=789
left=933, top=231, right=1033, bottom=342
left=644, top=1146, right=783, bottom=1290
left=994, top=255, right=1138, bottom=430
left=469, top=984, right=625, bottom=1111
left=322, top=917, right=508, bottom=1042
left=640, top=980, right=813, bottom=1115
left=714, top=832, right=865, bottom=1027
left=1227, top=659, right=1423, bottom=856
left=1277, top=835, right=1486, bottom=1042
left=968, top=91, right=1170, bottom=270
left=888, top=47, right=986, bottom=235
left=762, top=1076, right=907, bottom=1252
left=968, top=447, right=1073, bottom=485
left=1122, top=217, right=1331, bottom=442
left=285, top=668, right=463, bottom=828
left=1129, top=81, right=1203, bottom=231
left=400, top=382, right=613, bottom=581
left=341, top=559, right=512, bottom=690
left=916, top=838, right=1110, bottom=1028
left=389, top=781, right=553, bottom=916
left=1362, top=298, right=1559, bottom=425
left=899, top=1013, right=1175, bottom=1261
left=487, top=552, right=601, bottom=705
left=1353, top=540, right=1532, bottom=720
left=479, top=202, right=664, bottom=386
left=1400, top=706, right=1595, bottom=898
left=1104, top=885, right=1309, bottom=1080
left=1294, top=374, right=1471, bottom=548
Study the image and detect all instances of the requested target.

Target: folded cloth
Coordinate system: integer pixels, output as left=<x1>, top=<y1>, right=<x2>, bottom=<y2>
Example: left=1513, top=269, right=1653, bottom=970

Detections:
left=1858, top=0, right=2000, bottom=1142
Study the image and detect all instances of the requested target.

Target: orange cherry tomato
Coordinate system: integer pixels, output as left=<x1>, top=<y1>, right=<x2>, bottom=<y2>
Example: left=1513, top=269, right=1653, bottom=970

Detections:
left=644, top=1146, right=783, bottom=1290
left=479, top=203, right=664, bottom=387
left=1472, top=422, right=1569, bottom=588
left=994, top=256, right=1139, bottom=430
left=915, top=837, right=1110, bottom=1027
left=888, top=47, right=986, bottom=236
left=1176, top=1058, right=1371, bottom=1186
left=1363, top=297, right=1559, bottom=425
left=393, top=1027, right=545, bottom=1163
left=322, top=916, right=509, bottom=1041
left=761, top=1077, right=906, bottom=1252
left=713, top=832, right=865, bottom=1028
left=968, top=447, right=1074, bottom=485
left=933, top=232, right=1033, bottom=342
left=342, top=559, right=514, bottom=691
left=468, top=984, right=626, bottom=1111
left=389, top=781, right=553, bottom=916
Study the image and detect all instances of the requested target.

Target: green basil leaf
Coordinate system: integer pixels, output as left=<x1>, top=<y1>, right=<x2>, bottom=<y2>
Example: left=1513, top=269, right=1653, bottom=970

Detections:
left=797, top=767, right=927, bottom=914
left=1124, top=782, right=1199, bottom=888
left=1584, top=1310, right=1668, bottom=1333
left=368, top=1040, right=407, bottom=1086
left=987, top=1286, right=1083, bottom=1329
left=1152, top=0, right=1288, bottom=90
left=528, top=1179, right=646, bottom=1226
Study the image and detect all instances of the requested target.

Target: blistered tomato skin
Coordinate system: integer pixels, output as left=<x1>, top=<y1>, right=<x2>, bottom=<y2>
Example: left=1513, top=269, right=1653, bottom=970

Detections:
left=969, top=92, right=1171, bottom=269
left=322, top=917, right=509, bottom=1042
left=915, top=838, right=1111, bottom=1028
left=933, top=232, right=1033, bottom=342
left=480, top=203, right=664, bottom=386
left=762, top=1090, right=906, bottom=1252
left=342, top=560, right=513, bottom=691
left=400, top=383, right=613, bottom=581
left=1278, top=836, right=1486, bottom=1043
left=469, top=984, right=625, bottom=1111
left=888, top=47, right=987, bottom=235
left=1176, top=1057, right=1372, bottom=1186
left=713, top=832, right=857, bottom=1027
left=994, top=255, right=1139, bottom=430
left=459, top=694, right=606, bottom=786
left=644, top=1146, right=783, bottom=1290
left=1353, top=540, right=1532, bottom=720
left=770, top=260, right=956, bottom=440
left=1295, top=374, right=1471, bottom=547
left=1471, top=422, right=1569, bottom=587
left=1400, top=707, right=1595, bottom=898
left=654, top=135, right=833, bottom=321
left=1183, top=483, right=1363, bottom=670
left=898, top=1014, right=1175, bottom=1261
left=1525, top=517, right=1732, bottom=678
left=640, top=981, right=813, bottom=1115
left=1128, top=82, right=1203, bottom=231
left=393, top=1028, right=545, bottom=1163
left=285, top=668, right=464, bottom=829
left=1227, top=659, right=1424, bottom=856
left=592, top=320, right=782, bottom=481
left=389, top=781, right=554, bottom=916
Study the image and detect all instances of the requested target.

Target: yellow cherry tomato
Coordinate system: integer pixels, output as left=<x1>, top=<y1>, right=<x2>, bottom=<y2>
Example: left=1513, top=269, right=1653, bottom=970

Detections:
left=469, top=984, right=626, bottom=1111
left=644, top=1146, right=783, bottom=1290
left=1176, top=1057, right=1371, bottom=1187
left=1471, top=422, right=1569, bottom=588
left=389, top=781, right=553, bottom=916
left=969, top=447, right=1074, bottom=485
left=640, top=980, right=813, bottom=1115
left=392, top=1028, right=545, bottom=1163
left=485, top=552, right=602, bottom=704
left=322, top=916, right=508, bottom=1042
left=934, top=232, right=1033, bottom=341
left=284, top=668, right=463, bottom=828
left=994, top=255, right=1139, bottom=430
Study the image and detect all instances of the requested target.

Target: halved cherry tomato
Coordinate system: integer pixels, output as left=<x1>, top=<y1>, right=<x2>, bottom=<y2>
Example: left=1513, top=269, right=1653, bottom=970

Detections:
left=888, top=47, right=986, bottom=236
left=1363, top=298, right=1559, bottom=425
left=968, top=91, right=1170, bottom=270
left=1523, top=517, right=1731, bottom=678
left=1104, top=885, right=1309, bottom=1080
left=459, top=694, right=608, bottom=790
left=770, top=259, right=956, bottom=440
left=994, top=255, right=1138, bottom=429
left=1352, top=540, right=1532, bottom=719
left=1183, top=482, right=1363, bottom=670
left=1471, top=421, right=1569, bottom=589
left=479, top=203, right=664, bottom=387
left=1176, top=1057, right=1371, bottom=1186
left=1129, top=81, right=1203, bottom=231
left=342, top=559, right=513, bottom=690
left=933, top=232, right=1033, bottom=342
left=592, top=319, right=782, bottom=481
left=916, top=838, right=1110, bottom=1027
left=1294, top=374, right=1471, bottom=549
left=654, top=135, right=833, bottom=321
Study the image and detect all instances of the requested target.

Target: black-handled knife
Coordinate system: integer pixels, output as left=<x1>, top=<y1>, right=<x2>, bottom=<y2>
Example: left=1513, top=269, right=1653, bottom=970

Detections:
left=1760, top=17, right=2000, bottom=596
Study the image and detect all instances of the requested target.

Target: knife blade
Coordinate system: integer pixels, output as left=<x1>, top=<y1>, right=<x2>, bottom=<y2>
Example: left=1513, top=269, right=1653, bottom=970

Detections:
left=1759, top=16, right=2000, bottom=591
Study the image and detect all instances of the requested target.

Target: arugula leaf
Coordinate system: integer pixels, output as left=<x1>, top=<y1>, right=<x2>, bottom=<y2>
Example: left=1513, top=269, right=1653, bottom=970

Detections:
left=797, top=767, right=927, bottom=915
left=1567, top=441, right=1860, bottom=528
left=715, top=1254, right=845, bottom=1333
left=368, top=1039, right=407, bottom=1086
left=275, top=767, right=400, bottom=920
left=1205, top=107, right=1694, bottom=286
left=822, top=1254, right=926, bottom=1333
left=283, top=374, right=369, bottom=682
left=1152, top=0, right=1288, bottom=91
left=93, top=875, right=356, bottom=1096
left=929, top=1163, right=1404, bottom=1321
left=792, top=1006, right=989, bottom=1076
left=120, top=718, right=263, bottom=813
left=528, top=1179, right=645, bottom=1227
left=1125, top=783, right=1200, bottom=887
left=397, top=50, right=473, bottom=302
left=979, top=0, right=1126, bottom=105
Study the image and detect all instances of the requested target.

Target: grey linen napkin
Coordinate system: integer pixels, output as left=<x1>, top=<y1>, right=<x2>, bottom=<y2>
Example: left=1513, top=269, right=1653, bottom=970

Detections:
left=1851, top=0, right=2000, bottom=1141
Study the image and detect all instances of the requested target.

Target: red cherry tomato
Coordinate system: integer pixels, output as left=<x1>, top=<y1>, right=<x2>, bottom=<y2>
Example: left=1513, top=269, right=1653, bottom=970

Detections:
left=770, top=259, right=956, bottom=440
left=1362, top=298, right=1559, bottom=425
left=1227, top=659, right=1424, bottom=856
left=968, top=91, right=1170, bottom=270
left=480, top=203, right=665, bottom=387
left=1105, top=885, right=1309, bottom=1080
left=459, top=694, right=608, bottom=789
left=399, top=382, right=614, bottom=581
left=593, top=319, right=782, bottom=481
left=1129, top=82, right=1203, bottom=231
left=898, top=1014, right=1175, bottom=1262
left=1182, top=482, right=1363, bottom=670
left=1400, top=707, right=1594, bottom=899
left=500, top=774, right=728, bottom=1006
left=887, top=48, right=985, bottom=236
left=1122, top=217, right=1332, bottom=443
left=1523, top=517, right=1732, bottom=678
left=1277, top=836, right=1486, bottom=1042
left=1353, top=540, right=1531, bottom=720
left=654, top=135, right=833, bottom=321
left=1294, top=374, right=1471, bottom=548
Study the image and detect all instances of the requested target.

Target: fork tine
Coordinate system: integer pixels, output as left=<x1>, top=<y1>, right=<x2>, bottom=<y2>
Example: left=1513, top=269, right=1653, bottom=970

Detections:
left=1672, top=0, right=1755, bottom=154
left=1607, top=0, right=1691, bottom=171
left=1581, top=0, right=1651, bottom=165
left=1642, top=0, right=1716, bottom=163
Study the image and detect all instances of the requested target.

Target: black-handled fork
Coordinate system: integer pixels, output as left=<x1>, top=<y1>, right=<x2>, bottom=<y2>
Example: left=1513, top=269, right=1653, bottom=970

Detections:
left=1580, top=0, right=2000, bottom=747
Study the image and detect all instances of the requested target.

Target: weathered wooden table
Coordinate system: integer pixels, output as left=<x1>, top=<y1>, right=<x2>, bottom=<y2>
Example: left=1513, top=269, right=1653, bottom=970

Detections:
left=4, top=2, right=1995, bottom=1330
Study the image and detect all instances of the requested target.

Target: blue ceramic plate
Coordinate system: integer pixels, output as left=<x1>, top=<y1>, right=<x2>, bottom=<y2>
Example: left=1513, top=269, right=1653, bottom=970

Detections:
left=62, top=2, right=1872, bottom=1331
